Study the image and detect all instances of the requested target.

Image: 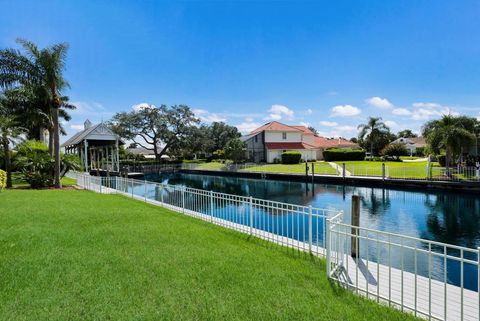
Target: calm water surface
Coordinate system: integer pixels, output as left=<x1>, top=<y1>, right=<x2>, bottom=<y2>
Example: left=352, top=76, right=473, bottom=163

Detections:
left=144, top=172, right=480, bottom=290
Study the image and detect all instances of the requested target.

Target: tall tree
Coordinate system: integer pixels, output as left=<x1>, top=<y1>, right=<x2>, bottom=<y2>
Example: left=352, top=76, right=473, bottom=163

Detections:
left=357, top=117, right=390, bottom=156
left=0, top=38, right=70, bottom=188
left=208, top=122, right=241, bottom=153
left=308, top=126, right=319, bottom=136
left=422, top=115, right=476, bottom=173
left=397, top=129, right=418, bottom=138
left=110, top=104, right=199, bottom=160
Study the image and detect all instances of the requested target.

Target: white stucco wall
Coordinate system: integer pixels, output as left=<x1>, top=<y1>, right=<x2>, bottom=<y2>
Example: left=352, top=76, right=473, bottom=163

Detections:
left=265, top=131, right=302, bottom=143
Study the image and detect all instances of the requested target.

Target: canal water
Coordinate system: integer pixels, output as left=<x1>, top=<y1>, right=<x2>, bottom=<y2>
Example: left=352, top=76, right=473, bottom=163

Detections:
left=142, top=172, right=480, bottom=291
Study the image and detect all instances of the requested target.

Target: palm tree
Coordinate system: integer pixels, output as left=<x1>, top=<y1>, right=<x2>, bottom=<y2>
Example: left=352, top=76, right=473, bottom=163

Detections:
left=0, top=38, right=69, bottom=188
left=357, top=117, right=390, bottom=156
left=422, top=115, right=476, bottom=174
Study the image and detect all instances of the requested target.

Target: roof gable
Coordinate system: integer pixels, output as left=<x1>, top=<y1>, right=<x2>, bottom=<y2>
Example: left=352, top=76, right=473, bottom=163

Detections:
left=250, top=121, right=304, bottom=134
left=62, top=122, right=121, bottom=147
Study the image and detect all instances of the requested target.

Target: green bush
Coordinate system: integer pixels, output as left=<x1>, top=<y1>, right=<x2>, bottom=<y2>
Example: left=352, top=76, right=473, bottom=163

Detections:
left=0, top=169, right=6, bottom=191
left=281, top=151, right=302, bottom=164
left=323, top=149, right=365, bottom=161
left=381, top=144, right=409, bottom=158
left=438, top=155, right=446, bottom=167
left=415, top=147, right=425, bottom=157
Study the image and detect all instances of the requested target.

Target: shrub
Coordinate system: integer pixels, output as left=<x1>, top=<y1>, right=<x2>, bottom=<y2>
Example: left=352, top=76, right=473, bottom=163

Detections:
left=212, top=149, right=225, bottom=160
left=0, top=169, right=6, bottom=191
left=438, top=155, right=446, bottom=167
left=381, top=144, right=409, bottom=158
left=323, top=149, right=365, bottom=161
left=224, top=138, right=246, bottom=163
left=415, top=147, right=425, bottom=157
left=281, top=151, right=302, bottom=164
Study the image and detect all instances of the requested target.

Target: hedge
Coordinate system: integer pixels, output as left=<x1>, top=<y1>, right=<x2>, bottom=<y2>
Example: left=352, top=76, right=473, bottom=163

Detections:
left=323, top=149, right=365, bottom=161
left=0, top=169, right=6, bottom=191
left=281, top=151, right=302, bottom=164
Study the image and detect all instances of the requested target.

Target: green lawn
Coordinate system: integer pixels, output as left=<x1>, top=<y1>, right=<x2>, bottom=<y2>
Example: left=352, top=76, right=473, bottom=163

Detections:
left=241, top=162, right=337, bottom=175
left=336, top=161, right=431, bottom=178
left=0, top=189, right=417, bottom=321
left=192, top=162, right=226, bottom=171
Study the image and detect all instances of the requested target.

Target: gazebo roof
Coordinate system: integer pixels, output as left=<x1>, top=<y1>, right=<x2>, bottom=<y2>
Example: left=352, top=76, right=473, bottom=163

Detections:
left=62, top=122, right=122, bottom=147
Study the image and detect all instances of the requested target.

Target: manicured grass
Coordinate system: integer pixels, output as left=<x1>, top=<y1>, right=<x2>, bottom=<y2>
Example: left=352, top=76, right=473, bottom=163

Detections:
left=336, top=160, right=431, bottom=178
left=194, top=162, right=226, bottom=170
left=242, top=162, right=337, bottom=175
left=0, top=189, right=418, bottom=321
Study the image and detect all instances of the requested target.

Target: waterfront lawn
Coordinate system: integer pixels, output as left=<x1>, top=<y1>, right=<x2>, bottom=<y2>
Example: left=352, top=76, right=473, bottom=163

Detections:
left=336, top=160, right=430, bottom=178
left=242, top=162, right=337, bottom=175
left=194, top=162, right=226, bottom=170
left=0, top=189, right=418, bottom=321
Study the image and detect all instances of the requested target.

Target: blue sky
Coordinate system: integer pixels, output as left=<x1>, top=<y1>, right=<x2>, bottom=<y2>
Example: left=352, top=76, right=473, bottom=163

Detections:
left=1, top=0, right=480, bottom=140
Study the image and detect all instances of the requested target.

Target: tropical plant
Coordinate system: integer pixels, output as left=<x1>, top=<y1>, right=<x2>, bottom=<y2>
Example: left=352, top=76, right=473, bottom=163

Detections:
left=357, top=117, right=390, bottom=156
left=0, top=38, right=71, bottom=188
left=14, top=140, right=81, bottom=188
left=0, top=108, right=25, bottom=188
left=422, top=115, right=476, bottom=174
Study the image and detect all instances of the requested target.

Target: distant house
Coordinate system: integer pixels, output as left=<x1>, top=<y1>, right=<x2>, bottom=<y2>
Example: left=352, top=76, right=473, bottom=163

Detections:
left=391, top=137, right=426, bottom=155
left=242, top=121, right=358, bottom=163
left=125, top=147, right=157, bottom=159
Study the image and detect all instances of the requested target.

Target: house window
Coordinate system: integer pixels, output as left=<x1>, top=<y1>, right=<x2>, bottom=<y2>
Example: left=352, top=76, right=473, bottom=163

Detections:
left=282, top=132, right=287, bottom=140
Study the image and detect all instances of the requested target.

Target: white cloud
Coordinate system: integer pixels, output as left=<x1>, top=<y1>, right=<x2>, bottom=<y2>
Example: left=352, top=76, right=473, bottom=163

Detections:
left=70, top=124, right=84, bottom=131
left=365, top=97, right=394, bottom=109
left=305, top=108, right=313, bottom=115
left=392, top=108, right=412, bottom=116
left=236, top=121, right=262, bottom=134
left=193, top=108, right=227, bottom=123
left=411, top=107, right=459, bottom=120
left=265, top=104, right=294, bottom=121
left=132, top=103, right=154, bottom=111
left=319, top=121, right=338, bottom=127
left=336, top=125, right=356, bottom=132
left=384, top=120, right=399, bottom=129
left=412, top=102, right=442, bottom=109
left=299, top=121, right=311, bottom=127
left=330, top=105, right=361, bottom=117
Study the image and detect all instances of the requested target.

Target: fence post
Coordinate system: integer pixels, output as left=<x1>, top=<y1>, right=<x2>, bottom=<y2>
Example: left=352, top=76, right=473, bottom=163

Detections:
left=477, top=247, right=480, bottom=321
left=131, top=179, right=134, bottom=198
left=311, top=162, right=315, bottom=181
left=144, top=179, right=147, bottom=202
left=326, top=218, right=331, bottom=276
left=342, top=163, right=346, bottom=179
left=99, top=177, right=102, bottom=194
left=308, top=205, right=313, bottom=254
left=182, top=187, right=185, bottom=214
left=249, top=196, right=253, bottom=235
left=210, top=190, right=214, bottom=222
left=382, top=163, right=386, bottom=181
left=351, top=195, right=360, bottom=258
left=160, top=184, right=164, bottom=205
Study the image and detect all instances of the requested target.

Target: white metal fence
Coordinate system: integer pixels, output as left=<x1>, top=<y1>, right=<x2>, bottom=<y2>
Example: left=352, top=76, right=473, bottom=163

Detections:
left=69, top=172, right=480, bottom=321
left=327, top=214, right=480, bottom=321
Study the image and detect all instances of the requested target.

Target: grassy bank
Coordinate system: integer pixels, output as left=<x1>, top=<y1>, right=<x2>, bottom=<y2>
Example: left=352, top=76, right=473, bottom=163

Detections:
left=336, top=160, right=431, bottom=178
left=242, top=162, right=337, bottom=175
left=0, top=189, right=418, bottom=321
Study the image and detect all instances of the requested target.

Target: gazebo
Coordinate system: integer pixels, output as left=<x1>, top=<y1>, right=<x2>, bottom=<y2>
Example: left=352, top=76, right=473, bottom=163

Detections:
left=62, top=120, right=123, bottom=174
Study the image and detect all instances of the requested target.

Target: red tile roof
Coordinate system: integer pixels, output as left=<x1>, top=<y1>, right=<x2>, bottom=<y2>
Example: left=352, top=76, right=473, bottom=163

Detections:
left=312, top=136, right=357, bottom=149
left=291, top=126, right=315, bottom=135
left=266, top=142, right=316, bottom=150
left=250, top=121, right=303, bottom=134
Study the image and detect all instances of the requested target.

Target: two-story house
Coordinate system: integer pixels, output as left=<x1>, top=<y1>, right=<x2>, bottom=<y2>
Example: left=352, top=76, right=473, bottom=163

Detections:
left=241, top=121, right=357, bottom=163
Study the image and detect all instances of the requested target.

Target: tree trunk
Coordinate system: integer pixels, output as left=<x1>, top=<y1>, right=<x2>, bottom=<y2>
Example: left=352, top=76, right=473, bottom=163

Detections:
left=39, top=126, right=46, bottom=144
left=48, top=127, right=54, bottom=156
left=445, top=147, right=451, bottom=177
left=370, top=140, right=374, bottom=157
left=2, top=138, right=12, bottom=188
left=53, top=107, right=61, bottom=188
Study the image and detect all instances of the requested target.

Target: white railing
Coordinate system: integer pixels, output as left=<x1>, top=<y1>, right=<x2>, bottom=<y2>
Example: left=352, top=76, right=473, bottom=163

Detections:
left=69, top=172, right=337, bottom=255
left=326, top=215, right=480, bottom=321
